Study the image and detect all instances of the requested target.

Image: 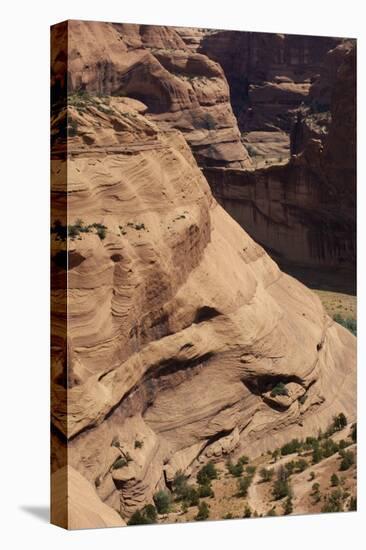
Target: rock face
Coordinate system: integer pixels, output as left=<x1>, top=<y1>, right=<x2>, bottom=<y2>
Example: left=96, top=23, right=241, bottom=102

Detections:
left=58, top=20, right=251, bottom=169
left=199, top=31, right=340, bottom=162
left=51, top=56, right=356, bottom=529
left=51, top=466, right=126, bottom=529
left=205, top=40, right=356, bottom=280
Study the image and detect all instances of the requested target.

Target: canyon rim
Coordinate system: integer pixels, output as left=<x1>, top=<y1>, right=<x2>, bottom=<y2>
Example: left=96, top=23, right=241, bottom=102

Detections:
left=50, top=20, right=356, bottom=529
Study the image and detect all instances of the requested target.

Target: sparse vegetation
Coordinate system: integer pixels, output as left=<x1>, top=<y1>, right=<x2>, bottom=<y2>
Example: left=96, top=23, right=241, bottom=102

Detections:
left=321, top=489, right=343, bottom=513
left=197, top=462, right=218, bottom=485
left=282, top=496, right=293, bottom=515
left=237, top=476, right=253, bottom=497
left=128, top=504, right=158, bottom=525
left=339, top=449, right=355, bottom=471
left=259, top=467, right=274, bottom=482
left=333, top=313, right=356, bottom=336
left=270, top=382, right=289, bottom=397
left=331, top=473, right=340, bottom=487
left=226, top=459, right=244, bottom=478
left=195, top=501, right=210, bottom=521
left=111, top=456, right=128, bottom=469
left=52, top=220, right=107, bottom=241
left=281, top=438, right=302, bottom=456
left=153, top=490, right=171, bottom=514
left=134, top=439, right=143, bottom=449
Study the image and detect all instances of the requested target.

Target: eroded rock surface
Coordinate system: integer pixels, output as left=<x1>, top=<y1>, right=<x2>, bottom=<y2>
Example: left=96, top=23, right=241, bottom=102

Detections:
left=51, top=90, right=356, bottom=526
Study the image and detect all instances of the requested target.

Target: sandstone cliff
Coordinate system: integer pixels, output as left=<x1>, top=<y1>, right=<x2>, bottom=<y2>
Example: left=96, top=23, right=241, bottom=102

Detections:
left=52, top=20, right=251, bottom=169
left=205, top=39, right=356, bottom=280
left=51, top=84, right=356, bottom=527
left=200, top=31, right=340, bottom=163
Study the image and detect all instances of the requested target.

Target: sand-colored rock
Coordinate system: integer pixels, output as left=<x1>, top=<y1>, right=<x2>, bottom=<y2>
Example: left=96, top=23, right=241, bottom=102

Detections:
left=51, top=20, right=251, bottom=170
left=51, top=89, right=356, bottom=525
left=51, top=466, right=126, bottom=529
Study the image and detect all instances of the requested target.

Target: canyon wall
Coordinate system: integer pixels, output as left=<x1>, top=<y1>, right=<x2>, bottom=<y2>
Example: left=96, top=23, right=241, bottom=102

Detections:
left=203, top=33, right=356, bottom=284
left=51, top=26, right=356, bottom=526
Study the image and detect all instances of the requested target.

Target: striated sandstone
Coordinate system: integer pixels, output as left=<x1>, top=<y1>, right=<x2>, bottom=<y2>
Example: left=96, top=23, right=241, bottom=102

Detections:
left=51, top=90, right=356, bottom=526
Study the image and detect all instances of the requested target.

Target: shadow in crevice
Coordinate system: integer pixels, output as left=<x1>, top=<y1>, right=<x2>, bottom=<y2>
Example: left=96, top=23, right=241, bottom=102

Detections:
left=20, top=505, right=49, bottom=523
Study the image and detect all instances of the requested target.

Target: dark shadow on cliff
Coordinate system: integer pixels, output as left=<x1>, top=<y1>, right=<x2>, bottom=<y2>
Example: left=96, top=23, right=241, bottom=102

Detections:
left=277, top=261, right=356, bottom=296
left=20, top=505, right=49, bottom=523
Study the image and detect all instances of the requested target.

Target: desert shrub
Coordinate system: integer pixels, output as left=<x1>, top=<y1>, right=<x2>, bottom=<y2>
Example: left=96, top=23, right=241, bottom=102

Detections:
left=271, top=449, right=280, bottom=462
left=197, top=462, right=218, bottom=485
left=281, top=439, right=302, bottom=456
left=153, top=490, right=171, bottom=514
left=273, top=478, right=291, bottom=500
left=309, top=471, right=316, bottom=481
left=330, top=473, right=340, bottom=487
left=294, top=458, right=308, bottom=472
left=339, top=450, right=355, bottom=471
left=134, top=439, right=143, bottom=449
left=127, top=504, right=158, bottom=525
left=195, top=501, right=210, bottom=521
left=223, top=512, right=234, bottom=519
left=246, top=465, right=256, bottom=476
left=226, top=459, right=244, bottom=477
left=185, top=486, right=200, bottom=507
left=321, top=489, right=343, bottom=513
left=198, top=483, right=214, bottom=498
left=351, top=423, right=357, bottom=442
left=285, top=461, right=295, bottom=476
left=238, top=455, right=249, bottom=465
left=237, top=476, right=252, bottom=497
left=282, top=496, right=293, bottom=515
left=267, top=507, right=277, bottom=516
left=338, top=439, right=349, bottom=450
left=112, top=456, right=128, bottom=469
left=171, top=471, right=190, bottom=500
left=311, top=482, right=321, bottom=504
left=332, top=413, right=348, bottom=431
left=259, top=467, right=274, bottom=482
left=312, top=444, right=323, bottom=464
left=270, top=382, right=289, bottom=397
left=67, top=225, right=80, bottom=239
left=243, top=505, right=252, bottom=518
left=322, top=438, right=339, bottom=458
left=333, top=314, right=356, bottom=336
left=134, top=222, right=146, bottom=231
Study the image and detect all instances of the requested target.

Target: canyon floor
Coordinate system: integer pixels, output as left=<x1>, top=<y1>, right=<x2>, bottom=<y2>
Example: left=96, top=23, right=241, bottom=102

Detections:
left=158, top=422, right=356, bottom=525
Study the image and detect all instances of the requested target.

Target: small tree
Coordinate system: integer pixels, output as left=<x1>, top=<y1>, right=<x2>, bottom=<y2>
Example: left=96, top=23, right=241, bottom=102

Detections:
left=197, top=462, right=218, bottom=485
left=237, top=476, right=252, bottom=497
left=226, top=459, right=244, bottom=477
left=351, top=423, right=357, bottom=442
left=283, top=497, right=293, bottom=515
left=330, top=474, right=340, bottom=487
left=198, top=483, right=214, bottom=498
left=339, top=450, right=355, bottom=471
left=127, top=504, right=158, bottom=525
left=273, top=478, right=291, bottom=500
left=195, top=501, right=210, bottom=521
left=259, top=467, right=274, bottom=482
left=153, top=490, right=171, bottom=514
